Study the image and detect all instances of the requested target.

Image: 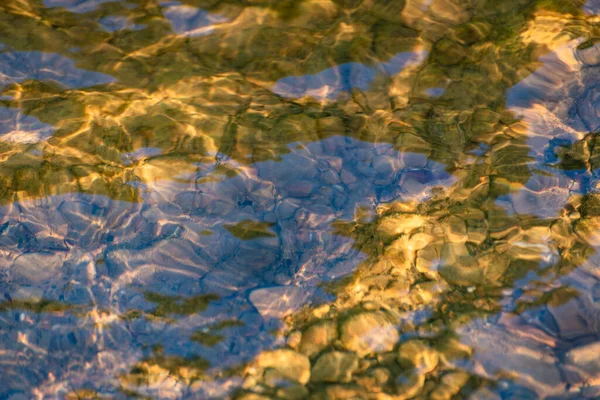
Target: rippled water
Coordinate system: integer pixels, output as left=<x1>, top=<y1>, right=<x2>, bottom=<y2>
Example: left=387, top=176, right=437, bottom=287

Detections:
left=1, top=0, right=600, bottom=399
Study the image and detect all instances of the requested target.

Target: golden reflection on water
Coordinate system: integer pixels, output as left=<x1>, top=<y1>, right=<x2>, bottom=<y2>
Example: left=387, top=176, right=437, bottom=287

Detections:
left=0, top=0, right=600, bottom=398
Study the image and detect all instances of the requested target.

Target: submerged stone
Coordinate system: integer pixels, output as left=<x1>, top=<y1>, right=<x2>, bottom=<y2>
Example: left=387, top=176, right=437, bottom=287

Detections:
left=311, top=384, right=368, bottom=400
left=429, top=371, right=470, bottom=400
left=275, top=384, right=309, bottom=400
left=255, top=349, right=311, bottom=385
left=299, top=321, right=338, bottom=357
left=11, top=252, right=63, bottom=283
left=339, top=311, right=400, bottom=356
left=564, top=341, right=600, bottom=385
left=311, top=351, right=359, bottom=383
left=285, top=180, right=315, bottom=198
left=397, top=339, right=439, bottom=375
left=459, top=320, right=564, bottom=396
left=394, top=371, right=425, bottom=399
left=249, top=286, right=311, bottom=319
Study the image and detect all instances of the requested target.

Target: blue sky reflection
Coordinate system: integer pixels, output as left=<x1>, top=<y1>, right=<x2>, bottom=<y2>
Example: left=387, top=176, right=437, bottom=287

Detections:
left=272, top=50, right=428, bottom=99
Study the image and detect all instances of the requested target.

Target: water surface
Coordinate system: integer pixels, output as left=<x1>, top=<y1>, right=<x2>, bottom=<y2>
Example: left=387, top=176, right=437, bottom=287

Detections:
left=1, top=0, right=600, bottom=399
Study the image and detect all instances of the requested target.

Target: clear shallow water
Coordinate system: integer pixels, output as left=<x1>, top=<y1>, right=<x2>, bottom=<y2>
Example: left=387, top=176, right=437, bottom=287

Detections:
left=0, top=136, right=453, bottom=398
left=0, top=0, right=599, bottom=399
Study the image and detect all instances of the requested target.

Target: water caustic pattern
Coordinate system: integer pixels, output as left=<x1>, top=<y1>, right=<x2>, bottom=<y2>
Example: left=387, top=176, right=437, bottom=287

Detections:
left=0, top=0, right=599, bottom=399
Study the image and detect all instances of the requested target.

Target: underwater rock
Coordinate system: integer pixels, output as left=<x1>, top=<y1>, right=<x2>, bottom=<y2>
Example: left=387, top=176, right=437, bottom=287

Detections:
left=564, top=341, right=600, bottom=385
left=320, top=169, right=341, bottom=185
left=11, top=252, right=64, bottom=283
left=285, top=180, right=315, bottom=198
left=547, top=297, right=594, bottom=340
left=511, top=186, right=570, bottom=219
left=459, top=320, right=564, bottom=397
left=249, top=286, right=310, bottom=319
left=299, top=321, right=338, bottom=357
left=311, top=351, right=359, bottom=383
left=394, top=371, right=425, bottom=399
left=236, top=394, right=271, bottom=400
left=311, top=384, right=368, bottom=400
left=378, top=214, right=426, bottom=237
left=287, top=331, right=302, bottom=350
left=575, top=217, right=600, bottom=246
left=428, top=371, right=470, bottom=400
left=340, top=311, right=400, bottom=356
left=275, top=384, right=309, bottom=400
left=373, top=154, right=403, bottom=177
left=415, top=244, right=441, bottom=280
left=255, top=349, right=311, bottom=385
left=438, top=242, right=483, bottom=286
left=397, top=339, right=439, bottom=375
